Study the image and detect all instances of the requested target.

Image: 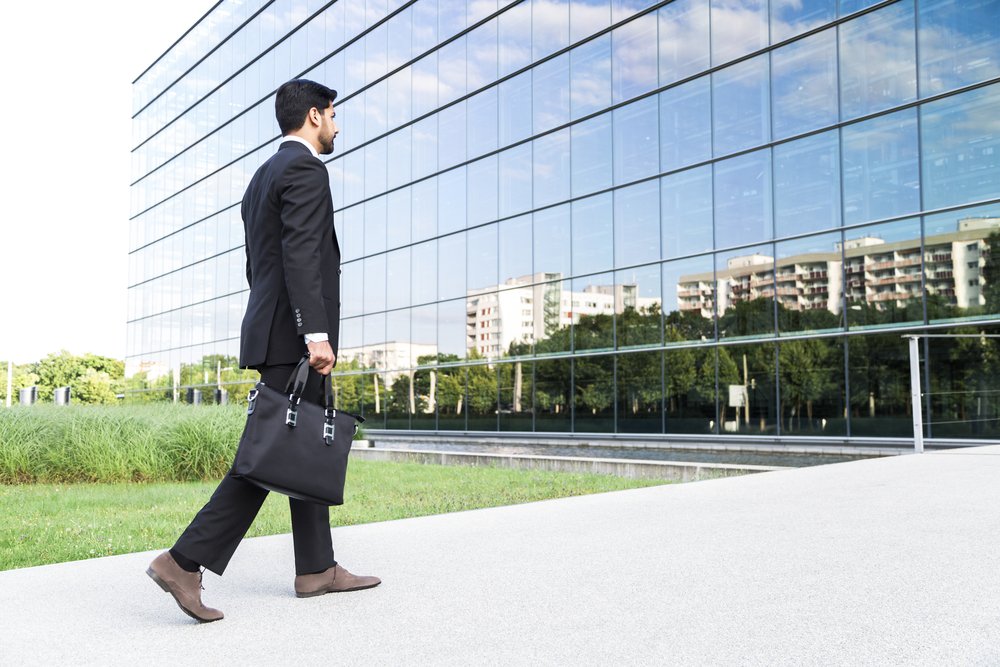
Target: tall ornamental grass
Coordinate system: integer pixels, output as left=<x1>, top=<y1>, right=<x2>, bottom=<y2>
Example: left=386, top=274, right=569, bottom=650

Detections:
left=0, top=404, right=256, bottom=483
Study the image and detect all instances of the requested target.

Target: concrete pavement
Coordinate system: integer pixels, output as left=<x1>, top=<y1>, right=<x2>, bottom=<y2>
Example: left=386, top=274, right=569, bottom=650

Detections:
left=2, top=445, right=999, bottom=665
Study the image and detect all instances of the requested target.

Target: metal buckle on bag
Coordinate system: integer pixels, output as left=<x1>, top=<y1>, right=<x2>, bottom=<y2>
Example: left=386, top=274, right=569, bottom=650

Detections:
left=286, top=394, right=301, bottom=427
left=323, top=421, right=336, bottom=445
left=247, top=389, right=259, bottom=415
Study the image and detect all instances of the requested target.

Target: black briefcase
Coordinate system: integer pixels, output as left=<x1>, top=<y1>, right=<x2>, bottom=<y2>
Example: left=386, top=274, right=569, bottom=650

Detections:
left=231, top=355, right=364, bottom=505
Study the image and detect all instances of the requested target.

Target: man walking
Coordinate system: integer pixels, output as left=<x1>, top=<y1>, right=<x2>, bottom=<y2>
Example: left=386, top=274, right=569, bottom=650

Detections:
left=147, top=79, right=380, bottom=623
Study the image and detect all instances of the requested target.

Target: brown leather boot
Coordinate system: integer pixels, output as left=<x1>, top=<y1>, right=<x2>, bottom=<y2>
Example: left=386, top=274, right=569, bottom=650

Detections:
left=147, top=551, right=224, bottom=623
left=294, top=564, right=381, bottom=598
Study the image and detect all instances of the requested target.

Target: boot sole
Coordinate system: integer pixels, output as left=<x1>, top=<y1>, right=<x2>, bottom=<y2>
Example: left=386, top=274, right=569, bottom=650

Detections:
left=146, top=567, right=223, bottom=623
left=295, top=581, right=381, bottom=598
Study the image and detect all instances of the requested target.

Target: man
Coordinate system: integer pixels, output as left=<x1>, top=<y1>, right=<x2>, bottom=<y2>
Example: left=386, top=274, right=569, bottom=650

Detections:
left=146, top=79, right=380, bottom=623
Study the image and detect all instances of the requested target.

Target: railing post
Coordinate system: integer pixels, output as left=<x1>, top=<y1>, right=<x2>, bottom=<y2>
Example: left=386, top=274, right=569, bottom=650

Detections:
left=907, top=335, right=924, bottom=453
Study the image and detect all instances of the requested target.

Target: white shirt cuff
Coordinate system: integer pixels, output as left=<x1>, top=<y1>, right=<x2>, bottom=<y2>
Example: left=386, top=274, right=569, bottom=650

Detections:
left=304, top=332, right=328, bottom=343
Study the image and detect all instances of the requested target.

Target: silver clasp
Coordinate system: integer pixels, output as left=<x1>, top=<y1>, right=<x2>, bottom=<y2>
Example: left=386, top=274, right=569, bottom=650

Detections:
left=323, top=421, right=336, bottom=445
left=247, top=389, right=259, bottom=415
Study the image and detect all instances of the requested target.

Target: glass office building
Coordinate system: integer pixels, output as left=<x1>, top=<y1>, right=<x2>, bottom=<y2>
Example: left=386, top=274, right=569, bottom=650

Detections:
left=129, top=0, right=1000, bottom=442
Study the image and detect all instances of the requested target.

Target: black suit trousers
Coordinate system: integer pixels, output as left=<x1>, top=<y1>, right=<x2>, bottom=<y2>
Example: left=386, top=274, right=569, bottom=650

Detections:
left=172, top=364, right=336, bottom=577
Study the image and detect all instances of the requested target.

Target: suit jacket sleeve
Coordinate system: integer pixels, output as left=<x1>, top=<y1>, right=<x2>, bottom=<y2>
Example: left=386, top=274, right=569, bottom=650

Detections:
left=278, top=156, right=331, bottom=335
left=241, top=198, right=253, bottom=288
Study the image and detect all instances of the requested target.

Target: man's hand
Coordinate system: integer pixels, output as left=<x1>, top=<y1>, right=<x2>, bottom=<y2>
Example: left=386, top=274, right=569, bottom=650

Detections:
left=306, top=340, right=336, bottom=375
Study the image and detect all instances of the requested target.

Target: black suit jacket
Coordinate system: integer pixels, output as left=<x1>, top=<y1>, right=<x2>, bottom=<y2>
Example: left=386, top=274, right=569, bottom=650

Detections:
left=239, top=141, right=341, bottom=369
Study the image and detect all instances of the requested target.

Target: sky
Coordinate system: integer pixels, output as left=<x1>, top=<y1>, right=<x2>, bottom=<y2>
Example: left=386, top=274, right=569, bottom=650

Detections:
left=0, top=1, right=212, bottom=364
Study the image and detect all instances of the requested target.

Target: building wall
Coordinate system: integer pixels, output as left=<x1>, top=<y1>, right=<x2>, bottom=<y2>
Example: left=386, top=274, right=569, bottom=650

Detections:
left=129, top=0, right=1000, bottom=440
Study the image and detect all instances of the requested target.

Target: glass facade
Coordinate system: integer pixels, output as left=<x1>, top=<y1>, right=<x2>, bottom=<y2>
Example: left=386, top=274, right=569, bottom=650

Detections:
left=129, top=0, right=1000, bottom=441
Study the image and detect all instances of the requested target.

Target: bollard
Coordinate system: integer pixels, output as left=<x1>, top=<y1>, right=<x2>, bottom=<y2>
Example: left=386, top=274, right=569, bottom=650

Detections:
left=19, top=386, right=38, bottom=406
left=186, top=388, right=202, bottom=405
left=214, top=388, right=228, bottom=406
left=54, top=387, right=71, bottom=405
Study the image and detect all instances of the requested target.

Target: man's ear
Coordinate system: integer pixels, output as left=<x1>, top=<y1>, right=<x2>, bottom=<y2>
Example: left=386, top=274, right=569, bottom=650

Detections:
left=308, top=107, right=322, bottom=127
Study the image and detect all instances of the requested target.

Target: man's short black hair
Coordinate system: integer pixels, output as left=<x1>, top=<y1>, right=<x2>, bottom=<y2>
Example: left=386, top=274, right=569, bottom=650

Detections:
left=275, top=79, right=338, bottom=135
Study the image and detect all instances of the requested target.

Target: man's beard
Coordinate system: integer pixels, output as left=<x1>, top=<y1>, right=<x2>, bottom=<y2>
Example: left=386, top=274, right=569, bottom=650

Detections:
left=319, top=130, right=335, bottom=154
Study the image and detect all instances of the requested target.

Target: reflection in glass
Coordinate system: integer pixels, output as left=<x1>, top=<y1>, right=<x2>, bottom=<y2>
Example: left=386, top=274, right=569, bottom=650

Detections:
left=535, top=357, right=572, bottom=430
left=499, top=71, right=532, bottom=146
left=848, top=334, right=912, bottom=437
left=572, top=193, right=613, bottom=276
left=574, top=355, right=615, bottom=432
left=923, top=203, right=1000, bottom=323
left=533, top=129, right=571, bottom=209
left=499, top=0, right=532, bottom=77
left=365, top=197, right=388, bottom=256
left=771, top=28, right=837, bottom=140
left=920, top=83, right=1000, bottom=211
left=664, top=346, right=717, bottom=433
left=438, top=232, right=467, bottom=301
left=386, top=247, right=411, bottom=310
left=724, top=343, right=776, bottom=434
left=843, top=218, right=923, bottom=329
left=712, top=54, right=770, bottom=156
left=659, top=77, right=711, bottom=173
left=467, top=223, right=499, bottom=292
left=438, top=101, right=468, bottom=170
left=570, top=34, right=612, bottom=120
left=773, top=130, right=840, bottom=238
left=919, top=0, right=1000, bottom=96
left=570, top=0, right=610, bottom=44
left=387, top=127, right=412, bottom=190
left=364, top=253, right=387, bottom=313
left=617, top=351, right=662, bottom=432
left=467, top=155, right=499, bottom=227
left=411, top=240, right=438, bottom=305
left=612, top=96, right=659, bottom=185
left=467, top=18, right=498, bottom=90
left=716, top=245, right=775, bottom=339
left=500, top=360, right=534, bottom=430
left=839, top=0, right=916, bottom=120
left=926, top=328, right=1000, bottom=439
left=387, top=188, right=411, bottom=250
left=436, top=366, right=467, bottom=430
left=615, top=262, right=662, bottom=349
left=499, top=214, right=533, bottom=286
left=532, top=53, right=571, bottom=135
left=775, top=231, right=844, bottom=334
left=438, top=167, right=467, bottom=235
left=572, top=272, right=615, bottom=351
left=412, top=178, right=438, bottom=242
left=841, top=109, right=919, bottom=227
left=412, top=115, right=439, bottom=180
left=713, top=149, right=773, bottom=246
left=710, top=0, right=767, bottom=66
left=438, top=297, right=467, bottom=358
left=664, top=254, right=716, bottom=341
left=468, top=87, right=499, bottom=158
left=438, top=36, right=467, bottom=107
left=612, top=11, right=657, bottom=104
left=658, top=0, right=710, bottom=86
left=467, top=363, right=498, bottom=430
left=571, top=112, right=613, bottom=198
left=534, top=205, right=571, bottom=279
left=533, top=279, right=572, bottom=354
left=614, top=180, right=660, bottom=268
left=499, top=143, right=533, bottom=218
left=661, top=165, right=713, bottom=260
left=770, top=0, right=834, bottom=42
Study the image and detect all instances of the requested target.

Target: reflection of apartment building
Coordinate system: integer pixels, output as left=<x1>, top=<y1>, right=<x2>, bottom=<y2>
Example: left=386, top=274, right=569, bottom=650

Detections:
left=338, top=342, right=438, bottom=384
left=677, top=217, right=998, bottom=315
left=466, top=273, right=661, bottom=356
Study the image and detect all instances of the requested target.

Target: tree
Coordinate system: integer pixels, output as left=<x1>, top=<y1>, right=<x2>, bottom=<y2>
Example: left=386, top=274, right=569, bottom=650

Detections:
left=779, top=339, right=835, bottom=430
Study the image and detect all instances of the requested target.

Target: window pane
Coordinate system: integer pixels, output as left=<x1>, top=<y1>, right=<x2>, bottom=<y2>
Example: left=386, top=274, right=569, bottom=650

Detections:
left=771, top=28, right=837, bottom=140
left=775, top=231, right=844, bottom=334
left=570, top=34, right=612, bottom=121
left=843, top=218, right=923, bottom=329
left=616, top=263, right=662, bottom=349
left=778, top=337, right=846, bottom=436
left=468, top=18, right=499, bottom=91
left=438, top=232, right=467, bottom=301
left=468, top=87, right=499, bottom=158
left=500, top=360, right=534, bottom=430
left=411, top=239, right=438, bottom=305
left=770, top=0, right=835, bottom=42
left=839, top=0, right=916, bottom=120
left=919, top=0, right=1000, bottom=96
left=387, top=188, right=410, bottom=249
left=659, top=76, right=711, bottom=173
left=438, top=101, right=467, bottom=170
left=714, top=149, right=773, bottom=246
left=467, top=363, right=498, bottom=429
left=499, top=214, right=533, bottom=286
left=535, top=357, right=572, bottom=431
left=773, top=130, right=840, bottom=238
left=658, top=0, right=710, bottom=86
left=411, top=178, right=437, bottom=242
left=438, top=167, right=467, bottom=235
left=573, top=273, right=615, bottom=351
left=841, top=108, right=920, bottom=226
left=712, top=54, right=770, bottom=155
left=438, top=36, right=467, bottom=106
left=532, top=53, right=571, bottom=134
left=573, top=193, right=614, bottom=276
left=534, top=129, right=571, bottom=208
left=533, top=0, right=569, bottom=60
left=617, top=350, right=662, bottom=432
left=386, top=247, right=411, bottom=310
left=662, top=165, right=714, bottom=259
left=921, top=83, right=1000, bottom=211
left=614, top=180, right=660, bottom=268
left=499, top=0, right=531, bottom=77
left=468, top=223, right=499, bottom=292
left=411, top=115, right=438, bottom=180
left=612, top=11, right=658, bottom=104
left=848, top=334, right=912, bottom=437
left=499, top=71, right=532, bottom=146
left=926, top=325, right=1000, bottom=440
left=499, top=143, right=533, bottom=218
left=436, top=366, right=466, bottom=430
left=923, top=202, right=1000, bottom=323
left=386, top=127, right=412, bottom=190
left=573, top=355, right=615, bottom=432
left=665, top=345, right=717, bottom=432
left=412, top=53, right=438, bottom=118
left=570, top=0, right=610, bottom=43
left=534, top=279, right=572, bottom=354
left=535, top=204, right=572, bottom=279
left=468, top=155, right=499, bottom=227
left=613, top=96, right=659, bottom=185
left=571, top=112, right=613, bottom=198
left=716, top=245, right=776, bottom=338
left=439, top=298, right=467, bottom=357
left=710, top=0, right=767, bottom=66
left=364, top=254, right=387, bottom=313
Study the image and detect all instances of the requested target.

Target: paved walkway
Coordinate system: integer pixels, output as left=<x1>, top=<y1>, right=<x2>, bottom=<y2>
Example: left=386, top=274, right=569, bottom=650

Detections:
left=2, top=446, right=999, bottom=665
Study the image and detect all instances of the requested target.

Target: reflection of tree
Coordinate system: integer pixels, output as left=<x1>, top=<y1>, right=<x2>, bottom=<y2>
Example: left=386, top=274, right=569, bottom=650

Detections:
left=927, top=326, right=1000, bottom=436
left=718, top=298, right=773, bottom=337
left=983, top=232, right=1000, bottom=314
left=779, top=339, right=836, bottom=429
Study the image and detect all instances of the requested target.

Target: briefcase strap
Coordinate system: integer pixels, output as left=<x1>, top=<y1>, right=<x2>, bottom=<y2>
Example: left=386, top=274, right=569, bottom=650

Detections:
left=281, top=354, right=366, bottom=425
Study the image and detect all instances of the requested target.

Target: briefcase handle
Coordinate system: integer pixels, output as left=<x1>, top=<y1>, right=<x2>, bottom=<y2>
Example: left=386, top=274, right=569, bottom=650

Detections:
left=282, top=354, right=365, bottom=424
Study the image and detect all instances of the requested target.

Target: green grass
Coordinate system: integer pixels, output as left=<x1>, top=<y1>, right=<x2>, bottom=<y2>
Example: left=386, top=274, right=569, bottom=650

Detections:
left=0, top=460, right=665, bottom=571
